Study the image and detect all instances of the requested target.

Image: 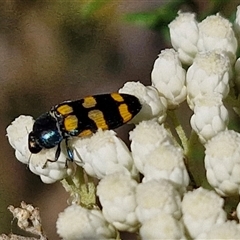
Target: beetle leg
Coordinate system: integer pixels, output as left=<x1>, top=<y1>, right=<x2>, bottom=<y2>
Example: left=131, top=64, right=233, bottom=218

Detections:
left=65, top=138, right=74, bottom=162
left=42, top=144, right=61, bottom=168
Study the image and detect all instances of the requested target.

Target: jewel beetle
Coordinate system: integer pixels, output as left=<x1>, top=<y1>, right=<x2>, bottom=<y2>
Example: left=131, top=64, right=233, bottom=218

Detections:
left=28, top=93, right=141, bottom=163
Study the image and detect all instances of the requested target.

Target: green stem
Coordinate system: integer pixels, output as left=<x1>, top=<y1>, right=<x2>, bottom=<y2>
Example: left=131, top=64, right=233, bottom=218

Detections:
left=224, top=94, right=240, bottom=118
left=187, top=130, right=212, bottom=188
left=225, top=94, right=239, bottom=108
left=168, top=110, right=205, bottom=188
left=167, top=110, right=189, bottom=155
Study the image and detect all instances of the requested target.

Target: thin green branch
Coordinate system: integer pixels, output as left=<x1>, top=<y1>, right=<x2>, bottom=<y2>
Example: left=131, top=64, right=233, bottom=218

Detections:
left=225, top=94, right=239, bottom=108
left=167, top=109, right=189, bottom=155
left=224, top=94, right=240, bottom=118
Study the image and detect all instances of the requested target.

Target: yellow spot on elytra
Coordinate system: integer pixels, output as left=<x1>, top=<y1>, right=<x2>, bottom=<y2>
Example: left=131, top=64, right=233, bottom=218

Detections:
left=82, top=96, right=97, bottom=108
left=78, top=129, right=93, bottom=137
left=119, top=103, right=132, bottom=123
left=111, top=93, right=124, bottom=102
left=64, top=115, right=78, bottom=131
left=88, top=110, right=108, bottom=130
left=57, top=104, right=73, bottom=115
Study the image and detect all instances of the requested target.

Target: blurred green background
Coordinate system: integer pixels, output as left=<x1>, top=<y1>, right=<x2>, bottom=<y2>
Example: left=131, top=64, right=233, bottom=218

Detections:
left=0, top=0, right=239, bottom=239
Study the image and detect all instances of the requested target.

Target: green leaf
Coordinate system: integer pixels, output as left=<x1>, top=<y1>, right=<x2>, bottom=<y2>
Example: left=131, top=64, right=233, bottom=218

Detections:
left=81, top=0, right=112, bottom=19
left=124, top=11, right=160, bottom=28
left=123, top=0, right=186, bottom=31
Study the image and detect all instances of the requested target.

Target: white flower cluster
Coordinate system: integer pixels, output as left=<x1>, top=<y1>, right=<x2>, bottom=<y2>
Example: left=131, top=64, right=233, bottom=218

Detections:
left=151, top=48, right=187, bottom=108
left=6, top=116, right=75, bottom=184
left=6, top=4, right=240, bottom=240
left=130, top=120, right=189, bottom=194
left=119, top=81, right=167, bottom=123
left=168, top=12, right=234, bottom=144
left=166, top=7, right=240, bottom=199
left=56, top=204, right=117, bottom=240
left=205, top=130, right=240, bottom=196
left=96, top=174, right=187, bottom=239
left=182, top=187, right=227, bottom=238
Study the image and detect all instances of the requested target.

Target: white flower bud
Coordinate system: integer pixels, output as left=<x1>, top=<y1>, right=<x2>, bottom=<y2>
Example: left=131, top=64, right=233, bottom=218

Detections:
left=186, top=51, right=230, bottom=109
left=197, top=14, right=237, bottom=63
left=29, top=143, right=74, bottom=184
left=135, top=179, right=182, bottom=223
left=151, top=49, right=187, bottom=108
left=130, top=120, right=174, bottom=173
left=140, top=213, right=186, bottom=240
left=6, top=115, right=34, bottom=164
left=196, top=221, right=240, bottom=239
left=169, top=11, right=199, bottom=65
left=97, top=173, right=139, bottom=232
left=190, top=95, right=229, bottom=144
left=56, top=204, right=117, bottom=240
left=119, top=81, right=167, bottom=123
left=72, top=130, right=138, bottom=179
left=6, top=115, right=74, bottom=184
left=142, top=144, right=189, bottom=194
left=205, top=130, right=240, bottom=196
left=182, top=187, right=227, bottom=239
